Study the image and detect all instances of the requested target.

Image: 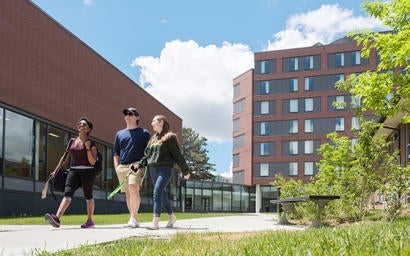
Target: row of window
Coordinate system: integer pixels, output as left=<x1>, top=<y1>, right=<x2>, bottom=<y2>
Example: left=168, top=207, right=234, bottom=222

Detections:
left=255, top=140, right=318, bottom=156
left=255, top=51, right=365, bottom=74
left=259, top=162, right=316, bottom=177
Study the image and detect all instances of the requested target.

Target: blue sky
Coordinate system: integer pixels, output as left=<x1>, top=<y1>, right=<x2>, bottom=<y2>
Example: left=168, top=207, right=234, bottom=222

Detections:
left=31, top=0, right=385, bottom=177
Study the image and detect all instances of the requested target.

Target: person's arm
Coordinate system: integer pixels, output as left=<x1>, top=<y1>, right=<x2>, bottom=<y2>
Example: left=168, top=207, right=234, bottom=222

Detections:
left=113, top=155, right=120, bottom=170
left=168, top=134, right=190, bottom=177
left=85, top=140, right=97, bottom=165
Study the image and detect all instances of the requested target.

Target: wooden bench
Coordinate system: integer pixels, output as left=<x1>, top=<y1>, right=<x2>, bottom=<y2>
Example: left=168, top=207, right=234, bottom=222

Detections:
left=270, top=195, right=340, bottom=228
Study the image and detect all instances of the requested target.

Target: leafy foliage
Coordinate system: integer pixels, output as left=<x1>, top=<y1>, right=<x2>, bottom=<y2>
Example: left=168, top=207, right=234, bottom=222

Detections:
left=182, top=127, right=216, bottom=180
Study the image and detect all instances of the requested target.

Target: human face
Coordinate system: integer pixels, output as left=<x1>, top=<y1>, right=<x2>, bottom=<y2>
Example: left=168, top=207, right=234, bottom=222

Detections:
left=77, top=121, right=90, bottom=133
left=151, top=117, right=162, bottom=134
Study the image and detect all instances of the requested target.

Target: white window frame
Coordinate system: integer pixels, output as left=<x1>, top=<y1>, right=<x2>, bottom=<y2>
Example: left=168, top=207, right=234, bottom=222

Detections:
left=304, top=77, right=313, bottom=91
left=260, top=163, right=269, bottom=176
left=304, top=140, right=313, bottom=154
left=289, top=162, right=298, bottom=176
left=289, top=141, right=298, bottom=155
left=261, top=81, right=269, bottom=94
left=305, top=98, right=313, bottom=112
left=336, top=53, right=345, bottom=67
left=260, top=143, right=269, bottom=156
left=289, top=120, right=298, bottom=134
left=260, top=101, right=269, bottom=115
left=351, top=116, right=360, bottom=130
left=304, top=162, right=314, bottom=176
left=304, top=56, right=314, bottom=69
left=289, top=99, right=298, bottom=113
left=260, top=122, right=268, bottom=135
left=335, top=95, right=345, bottom=110
left=290, top=78, right=298, bottom=92
left=335, top=117, right=345, bottom=131
left=305, top=119, right=313, bottom=133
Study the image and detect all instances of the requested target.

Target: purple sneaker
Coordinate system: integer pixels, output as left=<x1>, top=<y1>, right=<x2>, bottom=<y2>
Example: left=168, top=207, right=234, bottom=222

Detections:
left=45, top=213, right=60, bottom=228
left=81, top=220, right=95, bottom=228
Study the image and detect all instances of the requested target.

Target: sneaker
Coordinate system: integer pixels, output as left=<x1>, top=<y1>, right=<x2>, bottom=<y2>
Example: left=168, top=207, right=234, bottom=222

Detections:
left=146, top=222, right=159, bottom=230
left=81, top=220, right=95, bottom=228
left=166, top=215, right=177, bottom=228
left=45, top=213, right=60, bottom=228
left=123, top=217, right=139, bottom=228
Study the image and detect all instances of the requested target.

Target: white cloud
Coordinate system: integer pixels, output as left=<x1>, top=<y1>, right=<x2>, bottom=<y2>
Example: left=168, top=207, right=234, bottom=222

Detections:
left=131, top=40, right=254, bottom=142
left=265, top=4, right=385, bottom=51
left=83, top=0, right=93, bottom=5
left=131, top=4, right=387, bottom=145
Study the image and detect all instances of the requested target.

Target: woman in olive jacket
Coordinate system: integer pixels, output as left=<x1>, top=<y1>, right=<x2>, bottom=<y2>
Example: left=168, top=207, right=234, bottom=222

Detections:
left=133, top=115, right=190, bottom=230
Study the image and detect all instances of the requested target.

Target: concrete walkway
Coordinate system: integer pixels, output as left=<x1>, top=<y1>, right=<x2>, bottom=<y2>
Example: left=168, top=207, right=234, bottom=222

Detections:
left=0, top=213, right=306, bottom=256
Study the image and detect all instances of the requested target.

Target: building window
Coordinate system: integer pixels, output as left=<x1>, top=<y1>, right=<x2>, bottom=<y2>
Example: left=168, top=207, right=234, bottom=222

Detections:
left=335, top=117, right=345, bottom=131
left=304, top=56, right=314, bottom=70
left=233, top=153, right=240, bottom=168
left=351, top=51, right=361, bottom=65
left=289, top=141, right=298, bottom=155
left=261, top=61, right=269, bottom=74
left=233, top=118, right=240, bottom=132
left=305, top=119, right=313, bottom=133
left=260, top=122, right=269, bottom=135
left=260, top=81, right=269, bottom=94
left=304, top=140, right=313, bottom=154
left=233, top=98, right=245, bottom=115
left=335, top=74, right=345, bottom=82
left=261, top=101, right=269, bottom=115
left=290, top=57, right=299, bottom=71
left=304, top=77, right=313, bottom=91
left=289, top=162, right=298, bottom=176
left=335, top=53, right=345, bottom=67
left=351, top=95, right=361, bottom=109
left=289, top=78, right=298, bottom=92
left=289, top=99, right=298, bottom=113
left=260, top=163, right=269, bottom=176
left=305, top=98, right=313, bottom=112
left=335, top=95, right=345, bottom=110
left=233, top=83, right=240, bottom=98
left=289, top=120, right=298, bottom=134
left=351, top=116, right=360, bottom=131
left=233, top=134, right=245, bottom=149
left=260, top=143, right=269, bottom=156
left=304, top=162, right=314, bottom=176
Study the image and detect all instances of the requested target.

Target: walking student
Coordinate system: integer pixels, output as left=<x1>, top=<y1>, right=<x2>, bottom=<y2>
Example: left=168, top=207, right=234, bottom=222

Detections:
left=113, top=107, right=151, bottom=228
left=45, top=117, right=98, bottom=228
left=132, top=115, right=190, bottom=230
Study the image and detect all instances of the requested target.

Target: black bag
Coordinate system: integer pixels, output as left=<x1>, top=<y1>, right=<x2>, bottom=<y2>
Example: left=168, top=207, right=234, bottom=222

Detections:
left=93, top=149, right=103, bottom=175
left=49, top=166, right=68, bottom=192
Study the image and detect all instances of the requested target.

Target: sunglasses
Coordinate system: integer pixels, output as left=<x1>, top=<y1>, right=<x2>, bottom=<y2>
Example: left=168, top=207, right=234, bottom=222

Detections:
left=124, top=112, right=134, bottom=116
left=77, top=122, right=89, bottom=127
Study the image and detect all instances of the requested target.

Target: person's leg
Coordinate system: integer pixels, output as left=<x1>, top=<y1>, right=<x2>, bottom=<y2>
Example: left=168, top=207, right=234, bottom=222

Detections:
left=148, top=167, right=172, bottom=229
left=116, top=165, right=134, bottom=225
left=80, top=169, right=95, bottom=228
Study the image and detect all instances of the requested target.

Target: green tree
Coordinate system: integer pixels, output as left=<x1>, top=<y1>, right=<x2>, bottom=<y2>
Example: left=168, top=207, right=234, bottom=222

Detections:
left=182, top=127, right=216, bottom=180
left=337, top=0, right=410, bottom=119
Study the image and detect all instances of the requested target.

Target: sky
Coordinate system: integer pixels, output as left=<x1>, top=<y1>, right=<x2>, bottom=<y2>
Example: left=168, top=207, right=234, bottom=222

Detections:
left=30, top=0, right=386, bottom=177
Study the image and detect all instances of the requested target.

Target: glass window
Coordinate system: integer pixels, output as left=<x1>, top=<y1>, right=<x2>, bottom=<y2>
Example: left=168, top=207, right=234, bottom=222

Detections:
left=304, top=56, right=313, bottom=70
left=290, top=57, right=298, bottom=71
left=34, top=121, right=47, bottom=182
left=260, top=163, right=269, bottom=177
left=304, top=77, right=313, bottom=91
left=260, top=143, right=269, bottom=156
left=336, top=53, right=345, bottom=67
left=290, top=99, right=298, bottom=113
left=289, top=141, right=298, bottom=155
left=233, top=153, right=239, bottom=168
left=4, top=111, right=33, bottom=178
left=260, top=122, right=269, bottom=135
left=336, top=117, right=345, bottom=131
left=351, top=51, right=361, bottom=65
left=304, top=162, right=314, bottom=176
left=233, top=134, right=245, bottom=149
left=260, top=81, right=269, bottom=94
left=352, top=116, right=360, bottom=130
left=289, top=120, right=298, bottom=134
left=335, top=74, right=345, bottom=82
left=305, top=119, right=313, bottom=133
left=305, top=98, right=313, bottom=112
left=335, top=96, right=345, bottom=110
left=289, top=162, right=298, bottom=176
left=289, top=78, right=298, bottom=92
left=233, top=118, right=240, bottom=132
left=233, top=83, right=240, bottom=98
left=261, top=101, right=269, bottom=115
left=261, top=61, right=269, bottom=74
left=0, top=108, right=3, bottom=188
left=304, top=140, right=313, bottom=154
left=233, top=98, right=245, bottom=115
left=351, top=96, right=361, bottom=109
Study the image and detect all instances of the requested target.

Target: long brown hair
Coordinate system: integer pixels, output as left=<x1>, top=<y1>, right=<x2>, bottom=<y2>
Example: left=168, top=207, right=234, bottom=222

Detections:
left=151, top=115, right=172, bottom=143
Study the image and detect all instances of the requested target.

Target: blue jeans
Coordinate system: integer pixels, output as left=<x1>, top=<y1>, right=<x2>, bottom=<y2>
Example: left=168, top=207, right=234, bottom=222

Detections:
left=150, top=166, right=173, bottom=217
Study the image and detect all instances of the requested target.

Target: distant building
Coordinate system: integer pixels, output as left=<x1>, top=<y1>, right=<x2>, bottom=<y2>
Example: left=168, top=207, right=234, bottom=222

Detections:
left=233, top=36, right=378, bottom=211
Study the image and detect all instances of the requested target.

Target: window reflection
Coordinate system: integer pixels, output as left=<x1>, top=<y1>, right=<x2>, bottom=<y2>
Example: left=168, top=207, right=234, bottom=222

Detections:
left=47, top=126, right=70, bottom=175
left=4, top=111, right=33, bottom=178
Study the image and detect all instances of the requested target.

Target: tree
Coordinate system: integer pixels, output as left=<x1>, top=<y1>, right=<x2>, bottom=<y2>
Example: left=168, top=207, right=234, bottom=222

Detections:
left=337, top=0, right=410, bottom=119
left=182, top=127, right=216, bottom=180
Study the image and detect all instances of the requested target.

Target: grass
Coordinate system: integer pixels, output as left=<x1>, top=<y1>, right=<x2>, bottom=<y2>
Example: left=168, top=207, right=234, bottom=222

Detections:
left=33, top=216, right=409, bottom=256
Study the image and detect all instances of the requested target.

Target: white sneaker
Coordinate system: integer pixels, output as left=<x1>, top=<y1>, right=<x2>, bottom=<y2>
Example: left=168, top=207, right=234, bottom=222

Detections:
left=123, top=217, right=139, bottom=228
left=166, top=215, right=177, bottom=228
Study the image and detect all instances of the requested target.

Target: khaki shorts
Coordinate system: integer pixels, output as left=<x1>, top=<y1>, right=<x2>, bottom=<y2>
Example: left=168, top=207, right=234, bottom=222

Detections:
left=115, top=162, right=146, bottom=193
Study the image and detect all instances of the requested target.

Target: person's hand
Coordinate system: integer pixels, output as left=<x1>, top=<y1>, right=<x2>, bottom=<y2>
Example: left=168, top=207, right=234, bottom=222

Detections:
left=183, top=173, right=190, bottom=180
left=129, top=164, right=139, bottom=172
left=84, top=140, right=92, bottom=150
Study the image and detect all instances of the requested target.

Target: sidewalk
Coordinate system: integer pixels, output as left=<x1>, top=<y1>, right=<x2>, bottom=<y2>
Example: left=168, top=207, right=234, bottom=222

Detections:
left=0, top=213, right=306, bottom=256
